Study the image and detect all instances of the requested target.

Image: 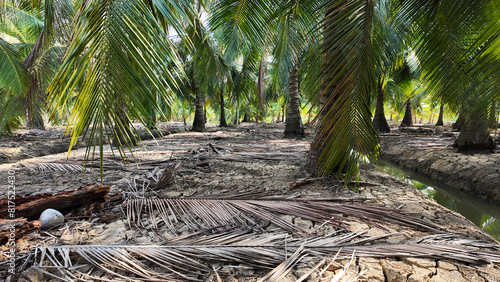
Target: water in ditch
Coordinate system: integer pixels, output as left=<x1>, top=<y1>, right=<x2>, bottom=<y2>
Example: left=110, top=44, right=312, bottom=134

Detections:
left=376, top=160, right=500, bottom=241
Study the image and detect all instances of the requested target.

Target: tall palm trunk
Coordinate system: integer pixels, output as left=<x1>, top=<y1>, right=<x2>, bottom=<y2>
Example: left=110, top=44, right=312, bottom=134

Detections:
left=284, top=66, right=304, bottom=137
left=192, top=78, right=205, bottom=132
left=400, top=98, right=413, bottom=127
left=148, top=105, right=156, bottom=130
left=372, top=77, right=390, bottom=133
left=23, top=32, right=45, bottom=130
left=454, top=116, right=494, bottom=151
left=26, top=75, right=45, bottom=130
left=233, top=100, right=240, bottom=125
left=219, top=87, right=227, bottom=127
left=435, top=102, right=444, bottom=126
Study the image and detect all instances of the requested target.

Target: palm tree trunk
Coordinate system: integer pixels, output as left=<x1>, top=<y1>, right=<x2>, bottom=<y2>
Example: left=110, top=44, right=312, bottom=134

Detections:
left=219, top=87, right=227, bottom=127
left=26, top=75, right=45, bottom=130
left=372, top=77, right=390, bottom=133
left=113, top=101, right=136, bottom=146
left=284, top=66, right=304, bottom=137
left=454, top=117, right=494, bottom=151
left=400, top=99, right=413, bottom=127
left=147, top=90, right=157, bottom=130
left=192, top=78, right=205, bottom=132
left=23, top=32, right=45, bottom=130
left=435, top=102, right=444, bottom=126
left=453, top=114, right=465, bottom=131
left=242, top=112, right=250, bottom=122
left=149, top=105, right=157, bottom=129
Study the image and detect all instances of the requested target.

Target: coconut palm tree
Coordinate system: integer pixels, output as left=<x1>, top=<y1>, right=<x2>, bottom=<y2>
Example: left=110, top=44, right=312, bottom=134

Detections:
left=399, top=0, right=500, bottom=150
left=371, top=0, right=406, bottom=133
left=0, top=0, right=74, bottom=131
left=3, top=0, right=496, bottom=179
left=45, top=0, right=191, bottom=176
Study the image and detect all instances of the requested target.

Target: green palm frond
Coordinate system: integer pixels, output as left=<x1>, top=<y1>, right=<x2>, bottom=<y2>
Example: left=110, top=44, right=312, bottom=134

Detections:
left=397, top=0, right=500, bottom=119
left=150, top=0, right=193, bottom=46
left=210, top=0, right=274, bottom=61
left=229, top=49, right=259, bottom=107
left=46, top=0, right=184, bottom=177
left=43, top=0, right=76, bottom=42
left=0, top=2, right=44, bottom=42
left=0, top=88, right=23, bottom=134
left=0, top=38, right=27, bottom=133
left=0, top=38, right=27, bottom=95
left=312, top=0, right=379, bottom=178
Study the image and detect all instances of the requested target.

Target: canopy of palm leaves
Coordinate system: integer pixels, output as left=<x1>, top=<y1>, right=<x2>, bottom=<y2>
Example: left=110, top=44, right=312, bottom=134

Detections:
left=0, top=0, right=499, bottom=177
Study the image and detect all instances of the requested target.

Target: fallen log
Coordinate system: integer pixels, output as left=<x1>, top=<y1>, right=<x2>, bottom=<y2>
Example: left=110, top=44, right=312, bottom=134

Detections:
left=0, top=218, right=41, bottom=245
left=0, top=185, right=110, bottom=220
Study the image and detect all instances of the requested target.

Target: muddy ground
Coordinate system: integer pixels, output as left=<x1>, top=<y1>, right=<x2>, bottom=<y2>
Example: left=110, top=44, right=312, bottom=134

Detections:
left=0, top=122, right=499, bottom=281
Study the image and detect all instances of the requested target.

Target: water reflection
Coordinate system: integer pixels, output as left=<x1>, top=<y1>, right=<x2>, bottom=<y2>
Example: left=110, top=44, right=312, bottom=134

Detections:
left=376, top=161, right=500, bottom=241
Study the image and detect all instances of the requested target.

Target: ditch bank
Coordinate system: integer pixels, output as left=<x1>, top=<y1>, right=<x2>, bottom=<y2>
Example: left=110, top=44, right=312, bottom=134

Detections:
left=379, top=128, right=500, bottom=204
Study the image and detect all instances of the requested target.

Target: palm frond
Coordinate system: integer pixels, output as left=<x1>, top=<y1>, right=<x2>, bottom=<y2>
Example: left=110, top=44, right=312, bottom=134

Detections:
left=0, top=3, right=44, bottom=42
left=22, top=161, right=87, bottom=173
left=209, top=0, right=275, bottom=60
left=126, top=197, right=442, bottom=235
left=0, top=38, right=27, bottom=96
left=33, top=231, right=500, bottom=281
left=152, top=162, right=183, bottom=189
left=311, top=0, right=380, bottom=179
left=396, top=0, right=500, bottom=120
left=0, top=87, right=23, bottom=134
left=46, top=0, right=184, bottom=178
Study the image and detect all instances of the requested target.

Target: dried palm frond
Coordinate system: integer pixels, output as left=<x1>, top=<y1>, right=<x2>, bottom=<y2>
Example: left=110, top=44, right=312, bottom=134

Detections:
left=258, top=243, right=307, bottom=281
left=126, top=197, right=441, bottom=235
left=412, top=233, right=500, bottom=250
left=151, top=162, right=183, bottom=189
left=22, top=162, right=87, bottom=173
left=32, top=231, right=500, bottom=281
left=199, top=152, right=304, bottom=162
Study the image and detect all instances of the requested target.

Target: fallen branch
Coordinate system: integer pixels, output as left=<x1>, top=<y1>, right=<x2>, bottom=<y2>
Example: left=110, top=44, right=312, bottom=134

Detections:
left=208, top=143, right=220, bottom=154
left=290, top=177, right=319, bottom=190
left=0, top=185, right=110, bottom=220
left=0, top=218, right=41, bottom=245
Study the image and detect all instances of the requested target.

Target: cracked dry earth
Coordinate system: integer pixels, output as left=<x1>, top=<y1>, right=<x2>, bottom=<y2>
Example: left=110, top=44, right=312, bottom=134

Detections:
left=1, top=122, right=500, bottom=281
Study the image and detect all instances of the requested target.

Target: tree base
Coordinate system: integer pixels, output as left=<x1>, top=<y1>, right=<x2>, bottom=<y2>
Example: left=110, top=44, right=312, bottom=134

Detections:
left=453, top=136, right=495, bottom=152
left=284, top=127, right=305, bottom=139
left=192, top=125, right=205, bottom=132
left=372, top=115, right=391, bottom=133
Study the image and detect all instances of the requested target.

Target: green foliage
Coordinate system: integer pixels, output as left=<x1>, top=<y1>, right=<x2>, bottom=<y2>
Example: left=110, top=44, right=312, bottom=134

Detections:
left=46, top=0, right=185, bottom=177
left=312, top=0, right=380, bottom=178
